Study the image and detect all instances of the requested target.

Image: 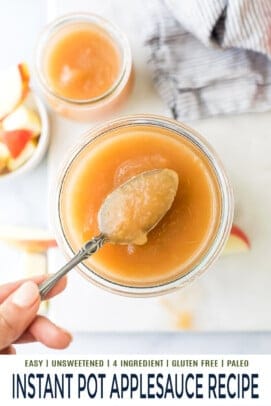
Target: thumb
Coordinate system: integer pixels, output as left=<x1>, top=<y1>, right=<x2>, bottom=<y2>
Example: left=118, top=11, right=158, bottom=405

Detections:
left=0, top=281, right=40, bottom=351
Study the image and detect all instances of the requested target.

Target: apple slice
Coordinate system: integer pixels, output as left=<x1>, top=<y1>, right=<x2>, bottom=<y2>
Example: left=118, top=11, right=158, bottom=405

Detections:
left=223, top=225, right=250, bottom=255
left=0, top=63, right=29, bottom=120
left=2, top=129, right=32, bottom=159
left=0, top=141, right=10, bottom=172
left=2, top=105, right=41, bottom=137
left=0, top=226, right=57, bottom=252
left=7, top=139, right=36, bottom=171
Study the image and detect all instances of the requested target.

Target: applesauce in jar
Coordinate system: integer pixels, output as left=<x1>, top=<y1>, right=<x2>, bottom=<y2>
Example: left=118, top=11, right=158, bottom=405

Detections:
left=36, top=14, right=132, bottom=121
left=56, top=116, right=233, bottom=295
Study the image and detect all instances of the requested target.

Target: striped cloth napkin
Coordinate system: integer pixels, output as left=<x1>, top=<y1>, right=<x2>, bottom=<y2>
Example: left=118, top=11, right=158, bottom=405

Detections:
left=144, top=0, right=271, bottom=120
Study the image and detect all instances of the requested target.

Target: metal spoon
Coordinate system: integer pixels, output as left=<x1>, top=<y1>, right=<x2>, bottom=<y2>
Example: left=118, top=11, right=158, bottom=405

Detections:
left=39, top=168, right=178, bottom=299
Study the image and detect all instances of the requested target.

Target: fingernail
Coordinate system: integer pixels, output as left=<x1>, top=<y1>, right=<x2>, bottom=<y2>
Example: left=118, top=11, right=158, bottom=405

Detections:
left=12, top=281, right=39, bottom=308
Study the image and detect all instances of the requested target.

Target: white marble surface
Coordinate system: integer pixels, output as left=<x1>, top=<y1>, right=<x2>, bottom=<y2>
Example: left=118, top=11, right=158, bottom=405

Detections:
left=0, top=0, right=270, bottom=353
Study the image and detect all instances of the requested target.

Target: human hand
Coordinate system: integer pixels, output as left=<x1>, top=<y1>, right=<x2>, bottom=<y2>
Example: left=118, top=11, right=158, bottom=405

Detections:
left=0, top=275, right=71, bottom=354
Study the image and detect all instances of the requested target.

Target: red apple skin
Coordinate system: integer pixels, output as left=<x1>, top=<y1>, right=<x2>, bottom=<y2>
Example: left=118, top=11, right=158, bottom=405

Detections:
left=223, top=224, right=251, bottom=255
left=2, top=129, right=32, bottom=158
left=230, top=225, right=251, bottom=248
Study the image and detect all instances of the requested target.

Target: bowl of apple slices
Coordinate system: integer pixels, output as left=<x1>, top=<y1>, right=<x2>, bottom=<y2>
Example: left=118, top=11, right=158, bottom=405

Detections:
left=0, top=63, right=49, bottom=179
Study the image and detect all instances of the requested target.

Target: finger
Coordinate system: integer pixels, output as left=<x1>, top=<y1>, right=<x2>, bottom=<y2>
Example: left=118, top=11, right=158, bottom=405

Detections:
left=0, top=345, right=16, bottom=354
left=0, top=275, right=67, bottom=303
left=15, top=318, right=71, bottom=347
left=27, top=315, right=72, bottom=349
left=0, top=281, right=40, bottom=351
left=14, top=330, right=36, bottom=344
left=0, top=276, right=46, bottom=301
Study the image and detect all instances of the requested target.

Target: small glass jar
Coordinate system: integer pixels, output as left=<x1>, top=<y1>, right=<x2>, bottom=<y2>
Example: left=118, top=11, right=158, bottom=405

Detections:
left=53, top=115, right=234, bottom=297
left=35, top=13, right=133, bottom=121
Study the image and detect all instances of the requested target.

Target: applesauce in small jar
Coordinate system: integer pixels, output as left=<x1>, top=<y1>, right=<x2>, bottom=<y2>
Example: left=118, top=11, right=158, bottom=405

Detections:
left=35, top=13, right=133, bottom=121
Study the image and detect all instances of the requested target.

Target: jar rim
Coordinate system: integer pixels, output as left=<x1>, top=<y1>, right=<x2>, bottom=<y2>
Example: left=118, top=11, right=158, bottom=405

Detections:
left=53, top=114, right=234, bottom=297
left=35, top=12, right=132, bottom=106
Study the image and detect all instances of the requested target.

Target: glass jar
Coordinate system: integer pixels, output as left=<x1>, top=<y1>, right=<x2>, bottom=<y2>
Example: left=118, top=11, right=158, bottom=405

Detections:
left=35, top=13, right=133, bottom=121
left=53, top=115, right=233, bottom=297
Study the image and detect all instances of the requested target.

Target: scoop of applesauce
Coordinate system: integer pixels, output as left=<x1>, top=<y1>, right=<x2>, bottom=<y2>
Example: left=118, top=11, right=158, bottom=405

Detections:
left=98, top=168, right=179, bottom=245
left=39, top=169, right=179, bottom=299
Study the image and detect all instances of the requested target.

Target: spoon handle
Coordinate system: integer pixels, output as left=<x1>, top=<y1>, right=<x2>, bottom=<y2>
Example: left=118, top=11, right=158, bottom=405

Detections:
left=39, top=234, right=106, bottom=300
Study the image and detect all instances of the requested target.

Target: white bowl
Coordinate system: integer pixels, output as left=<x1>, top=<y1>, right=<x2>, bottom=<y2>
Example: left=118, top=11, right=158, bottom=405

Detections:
left=0, top=91, right=49, bottom=181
